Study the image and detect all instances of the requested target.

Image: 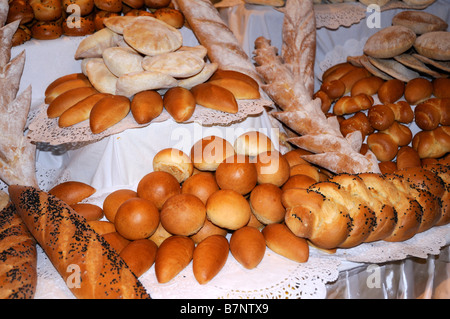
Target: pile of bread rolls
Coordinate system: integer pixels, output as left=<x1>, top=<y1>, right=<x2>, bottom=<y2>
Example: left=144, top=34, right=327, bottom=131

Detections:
left=7, top=0, right=184, bottom=46
left=43, top=65, right=260, bottom=134
left=356, top=10, right=449, bottom=82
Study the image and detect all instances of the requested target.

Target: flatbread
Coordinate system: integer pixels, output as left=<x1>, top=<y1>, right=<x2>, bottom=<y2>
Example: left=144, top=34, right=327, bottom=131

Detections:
left=367, top=56, right=419, bottom=82
left=142, top=51, right=205, bottom=78
left=74, top=27, right=122, bottom=60
left=178, top=62, right=219, bottom=89
left=394, top=54, right=442, bottom=78
left=85, top=58, right=118, bottom=94
left=359, top=55, right=393, bottom=81
left=102, top=47, right=143, bottom=77
left=116, top=70, right=178, bottom=97
left=412, top=53, right=450, bottom=73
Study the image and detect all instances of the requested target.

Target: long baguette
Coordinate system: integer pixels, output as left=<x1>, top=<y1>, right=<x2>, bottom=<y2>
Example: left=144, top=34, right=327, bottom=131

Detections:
left=8, top=185, right=151, bottom=299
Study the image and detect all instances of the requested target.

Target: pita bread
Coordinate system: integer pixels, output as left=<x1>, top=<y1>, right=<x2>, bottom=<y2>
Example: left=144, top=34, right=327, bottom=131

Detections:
left=364, top=26, right=416, bottom=59
left=367, top=56, right=419, bottom=82
left=412, top=53, right=450, bottom=73
left=176, top=45, right=208, bottom=59
left=359, top=55, right=393, bottom=81
left=74, top=27, right=122, bottom=60
left=142, top=51, right=205, bottom=78
left=116, top=70, right=178, bottom=97
left=414, top=31, right=450, bottom=61
left=178, top=62, right=218, bottom=89
left=85, top=58, right=118, bottom=94
left=123, top=17, right=182, bottom=56
left=103, top=16, right=140, bottom=34
left=394, top=54, right=442, bottom=78
left=102, top=47, right=143, bottom=77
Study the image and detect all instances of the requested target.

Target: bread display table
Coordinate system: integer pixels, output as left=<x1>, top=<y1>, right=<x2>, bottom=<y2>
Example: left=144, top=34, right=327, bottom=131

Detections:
left=2, top=0, right=449, bottom=299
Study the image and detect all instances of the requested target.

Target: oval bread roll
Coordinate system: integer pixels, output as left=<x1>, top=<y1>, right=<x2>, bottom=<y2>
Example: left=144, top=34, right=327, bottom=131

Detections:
left=120, top=239, right=157, bottom=278
left=206, top=189, right=251, bottom=230
left=392, top=11, right=448, bottom=35
left=190, top=83, right=239, bottom=114
left=130, top=90, right=163, bottom=124
left=193, top=235, right=229, bottom=285
left=48, top=181, right=96, bottom=205
left=47, top=86, right=99, bottom=118
left=208, top=77, right=260, bottom=100
left=229, top=226, right=266, bottom=269
left=45, top=78, right=93, bottom=104
left=103, top=189, right=138, bottom=223
left=414, top=31, right=450, bottom=61
left=153, top=8, right=185, bottom=29
left=190, top=219, right=227, bottom=244
left=155, top=236, right=194, bottom=284
left=87, top=220, right=116, bottom=235
left=45, top=73, right=88, bottom=97
left=190, top=135, right=235, bottom=171
left=262, top=223, right=309, bottom=263
left=163, top=87, right=196, bottom=123
left=58, top=93, right=111, bottom=127
left=89, top=94, right=131, bottom=134
left=377, top=78, right=405, bottom=104
left=255, top=151, right=290, bottom=187
left=363, top=26, right=416, bottom=59
left=215, top=154, right=257, bottom=195
left=249, top=183, right=284, bottom=225
left=71, top=203, right=104, bottom=221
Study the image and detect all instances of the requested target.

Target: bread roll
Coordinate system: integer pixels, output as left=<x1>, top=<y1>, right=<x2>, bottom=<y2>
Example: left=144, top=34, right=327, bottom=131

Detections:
left=396, top=146, right=421, bottom=170
left=103, top=189, right=138, bottom=222
left=6, top=0, right=34, bottom=25
left=190, top=135, right=235, bottom=171
left=114, top=198, right=160, bottom=240
left=433, top=78, right=450, bottom=99
left=94, top=0, right=122, bottom=12
left=350, top=76, right=384, bottom=97
left=58, top=93, right=111, bottom=128
left=208, top=77, right=261, bottom=100
left=119, top=239, right=157, bottom=277
left=262, top=223, right=309, bottom=263
left=87, top=220, right=116, bottom=235
left=320, top=79, right=345, bottom=100
left=233, top=131, right=274, bottom=157
left=215, top=154, right=257, bottom=195
left=367, top=132, right=398, bottom=162
left=45, top=77, right=93, bottom=105
left=249, top=183, right=284, bottom=224
left=290, top=163, right=320, bottom=181
left=63, top=15, right=96, bottom=37
left=153, top=148, right=193, bottom=183
left=48, top=181, right=96, bottom=206
left=29, top=0, right=62, bottom=21
left=160, top=193, right=206, bottom=236
left=94, top=10, right=120, bottom=30
left=47, top=86, right=98, bottom=119
left=130, top=90, right=163, bottom=124
left=9, top=185, right=150, bottom=299
left=210, top=69, right=260, bottom=91
left=137, top=171, right=181, bottom=210
left=378, top=161, right=397, bottom=175
left=71, top=203, right=104, bottom=221
left=339, top=111, right=374, bottom=138
left=333, top=93, right=374, bottom=115
left=414, top=98, right=450, bottom=131
left=31, top=20, right=63, bottom=40
left=154, top=235, right=194, bottom=284
left=102, top=232, right=130, bottom=253
left=190, top=83, right=239, bottom=114
left=163, top=87, right=196, bottom=123
left=89, top=94, right=131, bottom=134
left=192, top=235, right=229, bottom=285
left=392, top=11, right=448, bottom=35
left=281, top=174, right=317, bottom=191
left=283, top=148, right=312, bottom=167
left=381, top=121, right=412, bottom=147
left=206, top=189, right=251, bottom=230
left=404, top=78, right=433, bottom=105
left=254, top=151, right=290, bottom=187
left=386, top=101, right=414, bottom=124
left=412, top=126, right=450, bottom=159
left=145, top=0, right=171, bottom=8
left=181, top=172, right=219, bottom=205
left=190, top=219, right=227, bottom=244
left=377, top=78, right=405, bottom=104
left=148, top=222, right=172, bottom=247
left=229, top=226, right=265, bottom=269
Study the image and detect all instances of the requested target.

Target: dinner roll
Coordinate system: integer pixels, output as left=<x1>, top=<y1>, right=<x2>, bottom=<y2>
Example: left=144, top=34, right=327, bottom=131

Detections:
left=137, top=171, right=181, bottom=210
left=281, top=174, right=317, bottom=191
left=254, top=151, right=290, bottom=187
left=71, top=203, right=104, bottom=221
left=114, top=197, right=160, bottom=240
left=160, top=193, right=206, bottom=236
left=102, top=189, right=138, bottom=222
left=181, top=172, right=219, bottom=205
left=234, top=131, right=274, bottom=157
left=206, top=189, right=251, bottom=230
left=249, top=183, right=284, bottom=224
left=230, top=226, right=266, bottom=270
left=283, top=148, right=311, bottom=167
left=148, top=222, right=172, bottom=247
left=289, top=163, right=320, bottom=182
left=215, top=154, right=257, bottom=195
left=190, top=136, right=235, bottom=171
left=153, top=148, right=194, bottom=183
left=190, top=219, right=228, bottom=244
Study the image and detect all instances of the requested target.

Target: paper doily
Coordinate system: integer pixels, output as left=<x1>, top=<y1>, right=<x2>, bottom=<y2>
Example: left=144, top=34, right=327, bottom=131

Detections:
left=26, top=98, right=270, bottom=146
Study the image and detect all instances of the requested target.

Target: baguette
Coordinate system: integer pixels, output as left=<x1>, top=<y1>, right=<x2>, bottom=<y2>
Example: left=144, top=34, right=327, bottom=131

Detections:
left=8, top=185, right=151, bottom=299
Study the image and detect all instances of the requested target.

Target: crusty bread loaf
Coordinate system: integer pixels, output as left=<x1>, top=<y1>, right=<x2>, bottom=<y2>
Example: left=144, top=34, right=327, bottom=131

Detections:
left=392, top=11, right=448, bottom=35
left=363, top=26, right=416, bottom=59
left=8, top=185, right=151, bottom=299
left=0, top=193, right=37, bottom=299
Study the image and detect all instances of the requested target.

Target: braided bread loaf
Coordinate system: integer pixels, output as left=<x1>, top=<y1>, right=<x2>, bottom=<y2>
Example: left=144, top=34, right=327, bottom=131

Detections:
left=283, top=166, right=449, bottom=249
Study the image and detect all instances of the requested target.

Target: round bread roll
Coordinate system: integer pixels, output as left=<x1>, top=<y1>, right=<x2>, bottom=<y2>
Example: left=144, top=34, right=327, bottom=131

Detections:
left=145, top=0, right=171, bottom=8
left=153, top=8, right=184, bottom=29
left=119, top=239, right=157, bottom=278
left=392, top=11, right=448, bottom=35
left=160, top=193, right=206, bottom=236
left=281, top=174, right=317, bottom=191
left=289, top=163, right=320, bottom=182
left=367, top=132, right=398, bottom=162
left=190, top=218, right=227, bottom=244
left=137, top=171, right=181, bottom=210
left=229, top=226, right=266, bottom=270
left=249, top=183, right=284, bottom=225
left=181, top=172, right=219, bottom=205
left=368, top=104, right=396, bottom=131
left=102, top=189, right=138, bottom=222
left=364, top=26, right=416, bottom=59
left=377, top=78, right=405, bottom=104
left=404, top=78, right=433, bottom=105
left=283, top=148, right=312, bottom=167
left=153, top=148, right=194, bottom=183
left=206, top=189, right=251, bottom=230
left=71, top=203, right=104, bottom=221
left=215, top=154, right=257, bottom=195
left=233, top=131, right=274, bottom=157
left=190, top=136, right=235, bottom=171
left=254, top=151, right=290, bottom=187
left=414, top=31, right=450, bottom=61
left=114, top=197, right=160, bottom=240
left=48, top=181, right=96, bottom=206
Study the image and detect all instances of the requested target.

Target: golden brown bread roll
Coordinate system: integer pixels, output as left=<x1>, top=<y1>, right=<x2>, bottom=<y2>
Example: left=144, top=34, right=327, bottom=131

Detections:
left=339, top=67, right=371, bottom=94
left=122, top=0, right=145, bottom=9
left=433, top=78, right=450, bottom=99
left=153, top=148, right=193, bottom=183
left=130, top=90, right=163, bottom=125
left=381, top=121, right=412, bottom=147
left=385, top=101, right=414, bottom=124
left=396, top=146, right=421, bottom=170
left=62, top=0, right=95, bottom=16
left=378, top=161, right=397, bottom=175
left=145, top=0, right=171, bottom=8
left=192, top=235, right=229, bottom=285
left=249, top=183, right=284, bottom=225
left=119, top=239, right=157, bottom=278
left=160, top=193, right=206, bottom=236
left=6, top=0, right=34, bottom=25
left=89, top=94, right=131, bottom=134
left=62, top=15, right=96, bottom=37
left=290, top=163, right=320, bottom=182
left=322, top=62, right=357, bottom=83
left=94, top=10, right=120, bottom=30
left=148, top=222, right=172, bottom=247
left=102, top=189, right=138, bottom=223
left=0, top=200, right=37, bottom=299
left=233, top=131, right=274, bottom=157
left=11, top=25, right=32, bottom=47
left=181, top=172, right=219, bottom=205
left=190, top=218, right=227, bottom=244
left=45, top=77, right=93, bottom=105
left=229, top=226, right=265, bottom=269
left=421, top=163, right=450, bottom=226
left=102, top=231, right=130, bottom=254
left=154, top=235, right=194, bottom=284
left=190, top=83, right=238, bottom=114
left=87, top=220, right=116, bottom=235
left=281, top=174, right=317, bottom=191
left=378, top=78, right=405, bottom=104
left=153, top=8, right=185, bottom=29
left=404, top=77, right=433, bottom=105
left=114, top=198, right=160, bottom=240
left=414, top=98, right=450, bottom=131
left=350, top=76, right=384, bottom=97
left=333, top=93, right=374, bottom=115
left=58, top=93, right=111, bottom=127
left=367, top=132, right=399, bottom=161
left=48, top=181, right=96, bottom=206
left=313, top=90, right=332, bottom=113
left=9, top=185, right=150, bottom=299
left=206, top=189, right=251, bottom=230
left=340, top=111, right=374, bottom=138
left=45, top=73, right=88, bottom=97
left=94, top=0, right=122, bottom=12
left=412, top=126, right=450, bottom=159
left=47, top=86, right=98, bottom=118
left=367, top=104, right=395, bottom=131
left=29, top=0, right=62, bottom=21
left=209, top=69, right=260, bottom=91
left=137, top=171, right=181, bottom=210
left=215, top=154, right=257, bottom=195
left=319, top=79, right=345, bottom=100
left=254, top=151, right=290, bottom=187
left=282, top=148, right=312, bottom=167
left=30, top=19, right=63, bottom=40
left=163, top=87, right=196, bottom=123
left=71, top=203, right=104, bottom=221
left=190, top=135, right=235, bottom=171
left=262, top=223, right=309, bottom=263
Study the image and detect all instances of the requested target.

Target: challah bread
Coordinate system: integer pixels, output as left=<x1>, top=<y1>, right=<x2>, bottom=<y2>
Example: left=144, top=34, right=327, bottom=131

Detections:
left=8, top=185, right=151, bottom=299
left=0, top=195, right=37, bottom=299
left=421, top=163, right=450, bottom=226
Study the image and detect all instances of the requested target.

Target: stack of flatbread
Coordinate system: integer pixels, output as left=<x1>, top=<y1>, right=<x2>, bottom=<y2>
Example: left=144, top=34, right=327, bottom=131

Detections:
left=254, top=0, right=381, bottom=174
left=0, top=0, right=37, bottom=188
